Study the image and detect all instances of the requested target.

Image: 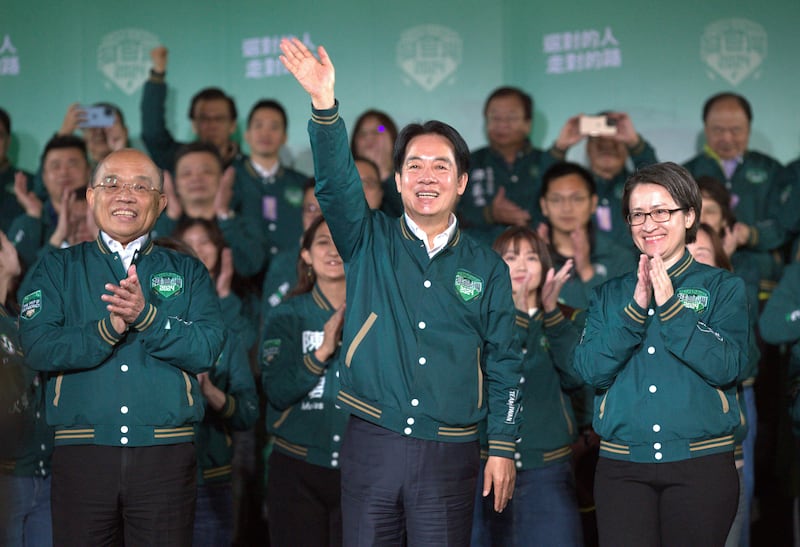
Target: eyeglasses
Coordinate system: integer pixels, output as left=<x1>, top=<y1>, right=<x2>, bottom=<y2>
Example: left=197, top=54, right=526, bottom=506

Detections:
left=545, top=194, right=590, bottom=207
left=627, top=208, right=686, bottom=226
left=94, top=176, right=160, bottom=195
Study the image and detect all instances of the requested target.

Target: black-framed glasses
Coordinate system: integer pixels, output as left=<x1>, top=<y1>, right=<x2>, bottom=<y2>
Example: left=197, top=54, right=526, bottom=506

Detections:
left=627, top=208, right=686, bottom=226
left=94, top=176, right=160, bottom=195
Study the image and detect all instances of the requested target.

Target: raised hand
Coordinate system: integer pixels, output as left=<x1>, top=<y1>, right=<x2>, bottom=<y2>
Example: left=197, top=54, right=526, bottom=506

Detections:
left=606, top=112, right=640, bottom=147
left=541, top=259, right=573, bottom=313
left=150, top=46, right=168, bottom=73
left=102, top=264, right=146, bottom=334
left=214, top=166, right=235, bottom=218
left=215, top=248, right=234, bottom=299
left=14, top=171, right=42, bottom=218
left=553, top=115, right=585, bottom=152
left=279, top=37, right=335, bottom=110
left=49, top=188, right=75, bottom=247
left=58, top=103, right=85, bottom=136
left=162, top=170, right=182, bottom=220
left=633, top=254, right=652, bottom=309
left=649, top=254, right=674, bottom=307
left=315, top=303, right=346, bottom=363
left=491, top=186, right=531, bottom=227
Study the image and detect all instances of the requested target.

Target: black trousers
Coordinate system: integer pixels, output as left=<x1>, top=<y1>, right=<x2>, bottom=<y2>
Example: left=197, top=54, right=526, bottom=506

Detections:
left=266, top=450, right=342, bottom=547
left=594, top=452, right=739, bottom=547
left=51, top=443, right=197, bottom=547
left=341, top=416, right=480, bottom=547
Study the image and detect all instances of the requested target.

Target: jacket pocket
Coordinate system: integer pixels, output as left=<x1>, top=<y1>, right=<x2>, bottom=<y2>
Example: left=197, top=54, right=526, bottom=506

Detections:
left=598, top=391, right=609, bottom=420
left=476, top=347, right=483, bottom=409
left=715, top=388, right=730, bottom=414
left=181, top=371, right=194, bottom=407
left=559, top=391, right=575, bottom=436
left=345, top=312, right=378, bottom=367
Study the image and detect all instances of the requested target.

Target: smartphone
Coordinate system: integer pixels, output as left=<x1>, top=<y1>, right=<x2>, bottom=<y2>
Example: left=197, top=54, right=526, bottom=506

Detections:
left=579, top=115, right=617, bottom=137
left=79, top=105, right=116, bottom=128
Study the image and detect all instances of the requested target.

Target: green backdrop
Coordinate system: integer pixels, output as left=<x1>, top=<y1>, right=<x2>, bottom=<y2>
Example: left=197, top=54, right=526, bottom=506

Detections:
left=1, top=0, right=798, bottom=174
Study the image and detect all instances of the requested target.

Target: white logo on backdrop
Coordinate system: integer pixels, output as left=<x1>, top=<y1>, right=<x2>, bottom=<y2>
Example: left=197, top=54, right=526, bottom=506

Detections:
left=242, top=32, right=315, bottom=79
left=97, top=29, right=160, bottom=95
left=701, top=19, right=767, bottom=86
left=543, top=27, right=622, bottom=75
left=0, top=34, right=20, bottom=76
left=397, top=25, right=462, bottom=92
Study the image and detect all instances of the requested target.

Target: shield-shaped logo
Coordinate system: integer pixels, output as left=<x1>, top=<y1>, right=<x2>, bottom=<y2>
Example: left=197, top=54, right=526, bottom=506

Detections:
left=701, top=19, right=767, bottom=86
left=397, top=25, right=463, bottom=92
left=20, top=290, right=42, bottom=320
left=150, top=272, right=184, bottom=299
left=454, top=270, right=484, bottom=303
left=97, top=28, right=160, bottom=95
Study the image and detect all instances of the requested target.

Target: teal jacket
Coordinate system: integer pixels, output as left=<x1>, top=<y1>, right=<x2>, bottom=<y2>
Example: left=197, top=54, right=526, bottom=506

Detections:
left=574, top=250, right=748, bottom=463
left=684, top=148, right=786, bottom=254
left=458, top=142, right=558, bottom=244
left=8, top=200, right=58, bottom=269
left=0, top=162, right=29, bottom=234
left=759, top=263, right=800, bottom=436
left=261, top=284, right=348, bottom=469
left=0, top=304, right=53, bottom=478
left=309, top=103, right=523, bottom=457
left=196, top=323, right=258, bottom=485
left=231, top=156, right=308, bottom=259
left=18, top=234, right=225, bottom=447
left=551, top=230, right=638, bottom=310
left=260, top=245, right=298, bottom=319
left=504, top=308, right=583, bottom=470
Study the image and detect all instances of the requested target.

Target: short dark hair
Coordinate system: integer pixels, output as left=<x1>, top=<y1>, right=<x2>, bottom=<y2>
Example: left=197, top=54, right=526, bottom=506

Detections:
left=0, top=107, right=10, bottom=134
left=695, top=175, right=736, bottom=230
left=174, top=141, right=223, bottom=171
left=540, top=161, right=596, bottom=199
left=492, top=226, right=552, bottom=293
left=393, top=120, right=470, bottom=177
left=92, top=102, right=126, bottom=127
left=247, top=99, right=287, bottom=130
left=483, top=87, right=533, bottom=121
left=188, top=87, right=237, bottom=121
left=622, top=162, right=702, bottom=244
left=350, top=110, right=399, bottom=155
left=702, top=92, right=752, bottom=123
left=41, top=134, right=88, bottom=166
left=172, top=217, right=227, bottom=279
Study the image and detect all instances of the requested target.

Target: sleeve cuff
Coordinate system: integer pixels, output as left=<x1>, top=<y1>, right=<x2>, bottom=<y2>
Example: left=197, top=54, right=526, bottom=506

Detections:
left=621, top=299, right=648, bottom=326
left=132, top=303, right=158, bottom=331
left=487, top=437, right=517, bottom=458
left=97, top=316, right=124, bottom=346
left=303, top=351, right=328, bottom=376
left=311, top=100, right=339, bottom=125
left=543, top=308, right=567, bottom=329
left=658, top=294, right=685, bottom=322
left=627, top=135, right=646, bottom=155
left=221, top=394, right=237, bottom=419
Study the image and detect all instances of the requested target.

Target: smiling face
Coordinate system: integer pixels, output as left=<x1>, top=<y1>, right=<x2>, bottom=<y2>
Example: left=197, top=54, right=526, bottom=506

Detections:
left=501, top=237, right=542, bottom=299
left=395, top=133, right=467, bottom=228
left=628, top=182, right=695, bottom=268
left=87, top=149, right=166, bottom=246
left=540, top=173, right=597, bottom=235
left=301, top=221, right=343, bottom=284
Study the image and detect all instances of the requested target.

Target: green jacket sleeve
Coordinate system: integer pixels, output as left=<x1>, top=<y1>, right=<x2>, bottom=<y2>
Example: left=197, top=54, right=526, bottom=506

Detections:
left=759, top=263, right=800, bottom=345
left=141, top=79, right=181, bottom=171
left=219, top=214, right=268, bottom=276
left=261, top=305, right=333, bottom=411
left=212, top=333, right=259, bottom=431
left=9, top=213, right=44, bottom=269
left=542, top=308, right=584, bottom=391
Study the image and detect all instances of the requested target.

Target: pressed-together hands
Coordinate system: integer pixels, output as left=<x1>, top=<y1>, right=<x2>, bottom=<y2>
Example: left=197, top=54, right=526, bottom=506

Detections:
left=634, top=254, right=674, bottom=309
left=102, top=264, right=145, bottom=335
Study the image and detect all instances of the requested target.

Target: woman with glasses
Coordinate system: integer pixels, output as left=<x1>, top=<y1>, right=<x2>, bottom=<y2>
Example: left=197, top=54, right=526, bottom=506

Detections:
left=574, top=162, right=749, bottom=546
left=538, top=161, right=637, bottom=310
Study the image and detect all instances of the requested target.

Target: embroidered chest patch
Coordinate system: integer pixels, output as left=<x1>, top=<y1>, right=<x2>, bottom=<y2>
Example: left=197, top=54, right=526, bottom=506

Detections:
left=150, top=272, right=184, bottom=299
left=745, top=168, right=768, bottom=184
left=454, top=270, right=484, bottom=302
left=20, top=290, right=42, bottom=320
left=676, top=288, right=710, bottom=313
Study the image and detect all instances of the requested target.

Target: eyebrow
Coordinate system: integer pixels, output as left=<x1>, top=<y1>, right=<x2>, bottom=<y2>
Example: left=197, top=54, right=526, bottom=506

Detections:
left=405, top=155, right=453, bottom=164
left=103, top=173, right=155, bottom=183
